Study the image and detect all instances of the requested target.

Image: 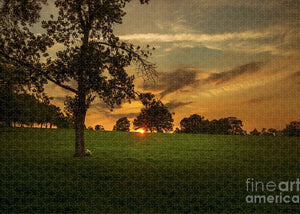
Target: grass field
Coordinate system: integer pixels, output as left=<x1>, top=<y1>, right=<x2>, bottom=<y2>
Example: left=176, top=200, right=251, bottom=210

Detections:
left=0, top=128, right=299, bottom=213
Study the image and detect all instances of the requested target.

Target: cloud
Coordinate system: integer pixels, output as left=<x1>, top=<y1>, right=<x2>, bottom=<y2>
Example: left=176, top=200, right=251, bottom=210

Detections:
left=289, top=70, right=300, bottom=78
left=120, top=31, right=268, bottom=43
left=285, top=70, right=300, bottom=85
left=120, top=23, right=299, bottom=55
left=88, top=105, right=139, bottom=121
left=165, top=101, right=193, bottom=111
left=108, top=112, right=139, bottom=119
left=200, top=61, right=264, bottom=85
left=142, top=62, right=265, bottom=98
left=246, top=96, right=272, bottom=104
left=143, top=69, right=199, bottom=98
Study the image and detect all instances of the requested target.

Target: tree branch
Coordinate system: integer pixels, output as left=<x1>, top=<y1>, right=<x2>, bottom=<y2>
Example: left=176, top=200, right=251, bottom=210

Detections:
left=96, top=41, right=157, bottom=79
left=0, top=50, right=78, bottom=93
left=76, top=1, right=86, bottom=32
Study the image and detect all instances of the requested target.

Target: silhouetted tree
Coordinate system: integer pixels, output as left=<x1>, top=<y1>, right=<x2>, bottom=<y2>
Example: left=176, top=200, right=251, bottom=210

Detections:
left=56, top=112, right=73, bottom=128
left=133, top=94, right=173, bottom=133
left=250, top=129, right=260, bottom=136
left=267, top=128, right=277, bottom=136
left=227, top=117, right=245, bottom=135
left=0, top=58, right=36, bottom=126
left=179, top=114, right=206, bottom=133
left=208, top=118, right=232, bottom=135
left=0, top=87, right=18, bottom=127
left=95, top=124, right=105, bottom=131
left=173, top=127, right=181, bottom=134
left=113, top=117, right=130, bottom=132
left=139, top=92, right=155, bottom=108
left=0, top=0, right=155, bottom=157
left=178, top=115, right=244, bottom=135
left=283, top=121, right=300, bottom=137
left=0, top=87, right=70, bottom=128
left=261, top=128, right=276, bottom=136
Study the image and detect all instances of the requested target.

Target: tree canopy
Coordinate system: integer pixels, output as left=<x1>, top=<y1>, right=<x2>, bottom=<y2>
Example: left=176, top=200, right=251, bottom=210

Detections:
left=0, top=90, right=71, bottom=128
left=133, top=93, right=174, bottom=133
left=178, top=114, right=245, bottom=135
left=283, top=121, right=300, bottom=137
left=95, top=124, right=105, bottom=131
left=113, top=117, right=130, bottom=132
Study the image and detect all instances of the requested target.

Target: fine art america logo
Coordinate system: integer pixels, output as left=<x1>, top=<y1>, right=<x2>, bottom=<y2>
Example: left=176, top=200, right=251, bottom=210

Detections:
left=246, top=178, right=300, bottom=204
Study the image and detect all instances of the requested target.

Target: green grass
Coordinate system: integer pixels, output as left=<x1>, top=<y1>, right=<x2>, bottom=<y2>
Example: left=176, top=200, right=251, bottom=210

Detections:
left=0, top=128, right=299, bottom=213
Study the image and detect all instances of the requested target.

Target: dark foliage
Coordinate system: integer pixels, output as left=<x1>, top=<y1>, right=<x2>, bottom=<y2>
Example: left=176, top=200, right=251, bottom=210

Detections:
left=177, top=114, right=245, bottom=135
left=283, top=121, right=300, bottom=137
left=95, top=124, right=105, bottom=131
left=250, top=129, right=260, bottom=136
left=113, top=117, right=130, bottom=132
left=133, top=93, right=173, bottom=133
left=0, top=91, right=71, bottom=128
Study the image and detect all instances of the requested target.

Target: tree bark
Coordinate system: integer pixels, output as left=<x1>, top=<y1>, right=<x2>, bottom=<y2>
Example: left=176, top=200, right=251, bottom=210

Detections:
left=73, top=6, right=90, bottom=157
left=73, top=90, right=87, bottom=157
left=74, top=114, right=86, bottom=157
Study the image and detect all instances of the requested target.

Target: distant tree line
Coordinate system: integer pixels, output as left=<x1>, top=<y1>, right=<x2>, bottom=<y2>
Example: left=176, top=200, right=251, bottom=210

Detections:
left=0, top=56, right=72, bottom=128
left=0, top=91, right=72, bottom=128
left=110, top=93, right=300, bottom=137
left=2, top=82, right=299, bottom=137
left=249, top=120, right=300, bottom=137
left=282, top=121, right=300, bottom=137
left=174, top=114, right=246, bottom=135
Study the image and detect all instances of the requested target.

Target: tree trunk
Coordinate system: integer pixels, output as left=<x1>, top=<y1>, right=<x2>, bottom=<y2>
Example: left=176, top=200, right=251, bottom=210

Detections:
left=73, top=92, right=87, bottom=157
left=73, top=21, right=90, bottom=157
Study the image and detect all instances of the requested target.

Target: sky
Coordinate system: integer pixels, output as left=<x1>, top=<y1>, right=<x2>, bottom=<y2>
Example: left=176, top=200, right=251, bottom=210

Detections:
left=41, top=0, right=300, bottom=132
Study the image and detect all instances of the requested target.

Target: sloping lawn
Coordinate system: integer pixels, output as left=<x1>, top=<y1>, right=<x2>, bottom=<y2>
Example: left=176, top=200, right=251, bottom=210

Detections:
left=0, top=128, right=299, bottom=213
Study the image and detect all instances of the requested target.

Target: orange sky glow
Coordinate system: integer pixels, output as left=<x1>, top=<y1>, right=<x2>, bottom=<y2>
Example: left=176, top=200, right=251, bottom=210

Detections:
left=40, top=0, right=299, bottom=132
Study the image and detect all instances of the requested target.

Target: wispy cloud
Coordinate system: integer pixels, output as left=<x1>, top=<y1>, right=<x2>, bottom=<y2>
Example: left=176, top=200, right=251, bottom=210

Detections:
left=246, top=96, right=272, bottom=104
left=165, top=101, right=193, bottom=111
left=200, top=61, right=264, bottom=85
left=120, top=31, right=268, bottom=43
left=107, top=112, right=139, bottom=119
left=120, top=23, right=299, bottom=55
left=143, top=69, right=199, bottom=98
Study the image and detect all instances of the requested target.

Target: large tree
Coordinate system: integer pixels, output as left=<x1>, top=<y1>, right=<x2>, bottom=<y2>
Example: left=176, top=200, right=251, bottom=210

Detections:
left=133, top=93, right=174, bottom=133
left=227, top=117, right=245, bottom=135
left=179, top=114, right=206, bottom=134
left=113, top=117, right=130, bottom=132
left=0, top=0, right=155, bottom=156
left=283, top=120, right=300, bottom=137
left=179, top=115, right=242, bottom=135
left=95, top=124, right=105, bottom=131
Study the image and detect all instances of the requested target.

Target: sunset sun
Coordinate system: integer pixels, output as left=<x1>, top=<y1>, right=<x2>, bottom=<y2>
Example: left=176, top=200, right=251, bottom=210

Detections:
left=137, top=129, right=145, bottom=134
